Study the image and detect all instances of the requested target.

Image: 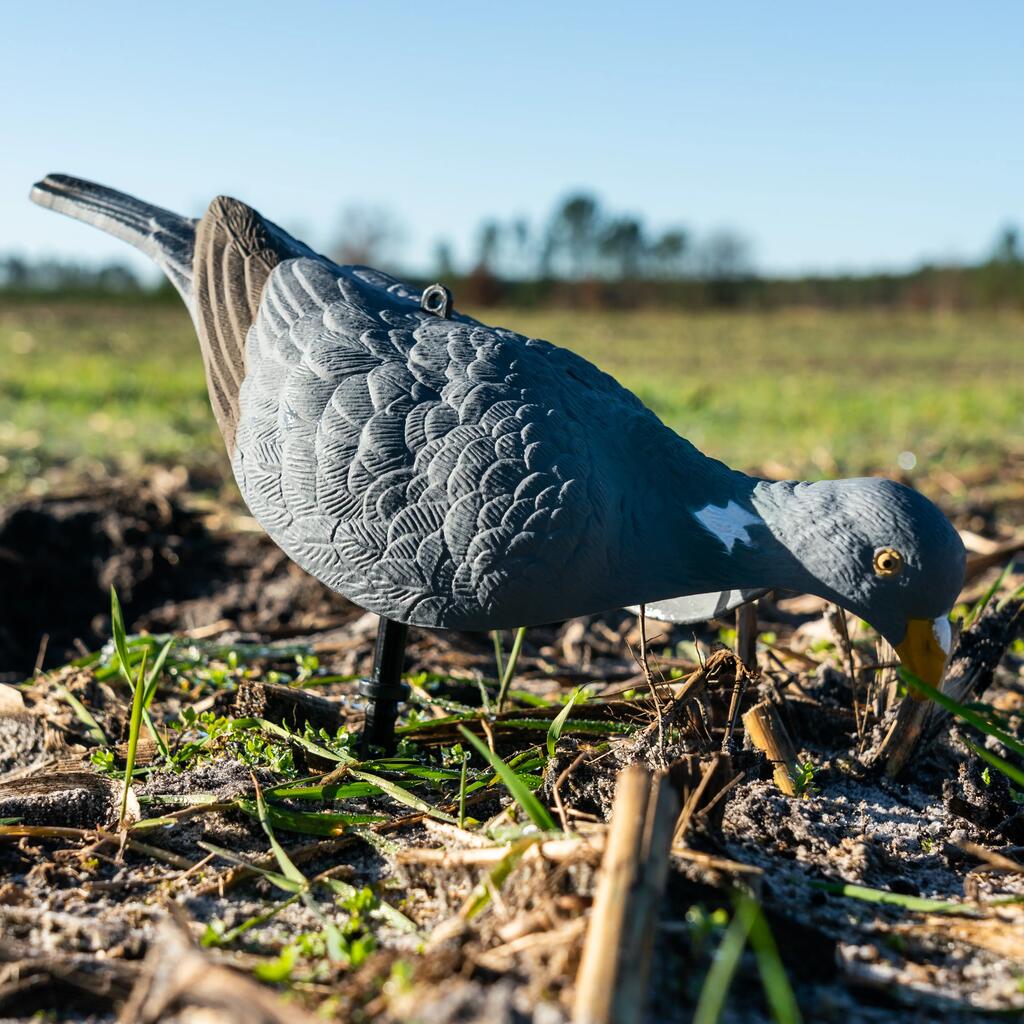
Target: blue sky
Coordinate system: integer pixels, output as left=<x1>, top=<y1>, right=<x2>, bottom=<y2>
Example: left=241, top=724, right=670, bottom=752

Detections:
left=2, top=1, right=1020, bottom=277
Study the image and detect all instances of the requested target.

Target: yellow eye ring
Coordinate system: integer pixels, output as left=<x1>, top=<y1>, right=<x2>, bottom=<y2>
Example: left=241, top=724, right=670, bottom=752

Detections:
left=873, top=546, right=904, bottom=577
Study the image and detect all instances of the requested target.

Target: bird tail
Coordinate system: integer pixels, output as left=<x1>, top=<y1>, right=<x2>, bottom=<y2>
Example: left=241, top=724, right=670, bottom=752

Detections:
left=29, top=174, right=197, bottom=313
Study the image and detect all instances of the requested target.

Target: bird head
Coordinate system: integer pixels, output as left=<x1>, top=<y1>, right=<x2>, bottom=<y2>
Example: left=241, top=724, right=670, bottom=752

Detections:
left=753, top=477, right=965, bottom=690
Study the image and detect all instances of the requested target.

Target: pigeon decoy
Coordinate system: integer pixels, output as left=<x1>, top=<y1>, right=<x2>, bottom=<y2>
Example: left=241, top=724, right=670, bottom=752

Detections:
left=30, top=175, right=965, bottom=751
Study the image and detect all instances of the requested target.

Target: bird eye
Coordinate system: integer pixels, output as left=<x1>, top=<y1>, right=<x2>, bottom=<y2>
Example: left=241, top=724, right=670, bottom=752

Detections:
left=873, top=546, right=904, bottom=577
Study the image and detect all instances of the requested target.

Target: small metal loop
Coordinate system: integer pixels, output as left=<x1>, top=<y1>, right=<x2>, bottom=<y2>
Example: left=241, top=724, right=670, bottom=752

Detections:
left=420, top=283, right=453, bottom=319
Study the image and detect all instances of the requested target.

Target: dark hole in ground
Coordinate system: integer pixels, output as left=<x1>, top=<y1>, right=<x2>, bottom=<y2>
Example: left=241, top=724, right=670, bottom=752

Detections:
left=0, top=479, right=361, bottom=678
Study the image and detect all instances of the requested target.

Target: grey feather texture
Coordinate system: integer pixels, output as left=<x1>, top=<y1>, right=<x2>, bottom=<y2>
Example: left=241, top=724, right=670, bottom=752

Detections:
left=28, top=176, right=967, bottom=646
left=232, top=257, right=669, bottom=628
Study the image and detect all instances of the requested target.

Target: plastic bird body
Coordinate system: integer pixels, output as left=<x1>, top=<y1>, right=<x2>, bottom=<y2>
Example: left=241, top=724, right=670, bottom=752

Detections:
left=30, top=175, right=965, bottom=695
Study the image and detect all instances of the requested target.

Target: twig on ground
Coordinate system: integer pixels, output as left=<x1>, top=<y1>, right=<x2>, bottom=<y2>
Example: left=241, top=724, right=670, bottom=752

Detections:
left=637, top=605, right=667, bottom=755
left=398, top=836, right=603, bottom=868
left=553, top=751, right=587, bottom=832
left=573, top=765, right=680, bottom=1024
left=723, top=616, right=756, bottom=752
left=735, top=602, right=758, bottom=672
left=118, top=916, right=318, bottom=1024
left=956, top=841, right=1024, bottom=874
left=33, top=633, right=49, bottom=676
left=742, top=700, right=800, bottom=796
left=674, top=753, right=735, bottom=845
left=831, top=606, right=865, bottom=745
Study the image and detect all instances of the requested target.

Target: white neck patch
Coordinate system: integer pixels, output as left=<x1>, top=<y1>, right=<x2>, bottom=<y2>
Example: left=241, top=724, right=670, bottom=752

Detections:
left=694, top=501, right=762, bottom=553
left=932, top=615, right=952, bottom=655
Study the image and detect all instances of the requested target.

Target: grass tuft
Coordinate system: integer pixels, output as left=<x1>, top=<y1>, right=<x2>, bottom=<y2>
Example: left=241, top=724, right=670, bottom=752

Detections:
left=495, top=627, right=527, bottom=712
left=458, top=725, right=556, bottom=832
left=694, top=895, right=801, bottom=1024
left=547, top=686, right=585, bottom=759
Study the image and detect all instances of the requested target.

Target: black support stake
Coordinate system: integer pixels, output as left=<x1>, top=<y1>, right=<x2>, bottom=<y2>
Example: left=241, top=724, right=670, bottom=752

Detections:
left=358, top=618, right=410, bottom=756
left=357, top=282, right=448, bottom=756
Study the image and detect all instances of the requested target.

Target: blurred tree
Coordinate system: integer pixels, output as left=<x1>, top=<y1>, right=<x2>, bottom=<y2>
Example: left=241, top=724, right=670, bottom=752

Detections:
left=699, top=229, right=754, bottom=305
left=543, top=193, right=603, bottom=278
left=0, top=255, right=29, bottom=288
left=648, top=228, right=690, bottom=278
left=432, top=240, right=456, bottom=280
left=600, top=216, right=646, bottom=279
left=978, top=223, right=1024, bottom=308
left=507, top=217, right=533, bottom=279
left=330, top=204, right=406, bottom=270
left=991, top=224, right=1021, bottom=264
left=700, top=229, right=752, bottom=281
left=0, top=255, right=142, bottom=293
left=476, top=220, right=502, bottom=274
left=95, top=263, right=142, bottom=293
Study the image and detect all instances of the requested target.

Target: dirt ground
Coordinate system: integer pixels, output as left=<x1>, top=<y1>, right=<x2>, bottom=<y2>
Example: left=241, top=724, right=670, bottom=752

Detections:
left=0, top=471, right=1022, bottom=1023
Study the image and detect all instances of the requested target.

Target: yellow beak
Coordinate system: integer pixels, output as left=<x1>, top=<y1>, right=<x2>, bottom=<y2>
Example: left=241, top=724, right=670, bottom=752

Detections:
left=895, top=617, right=952, bottom=698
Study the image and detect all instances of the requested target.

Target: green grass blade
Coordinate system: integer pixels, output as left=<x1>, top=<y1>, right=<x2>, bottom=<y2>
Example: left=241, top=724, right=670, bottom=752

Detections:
left=966, top=560, right=1013, bottom=627
left=997, top=581, right=1024, bottom=612
left=348, top=768, right=458, bottom=825
left=901, top=670, right=1024, bottom=761
left=964, top=739, right=1024, bottom=789
left=236, top=799, right=384, bottom=835
left=252, top=777, right=309, bottom=890
left=495, top=626, right=526, bottom=712
left=547, top=687, right=584, bottom=759
left=492, top=629, right=505, bottom=681
left=197, top=840, right=305, bottom=893
left=811, top=880, right=972, bottom=914
left=693, top=897, right=755, bottom=1024
left=458, top=725, right=556, bottom=831
left=130, top=815, right=180, bottom=831
left=462, top=835, right=539, bottom=918
left=267, top=780, right=381, bottom=801
left=142, top=638, right=175, bottom=708
left=118, top=647, right=148, bottom=828
left=109, top=586, right=133, bottom=687
left=231, top=717, right=356, bottom=764
left=204, top=892, right=303, bottom=947
left=360, top=761, right=462, bottom=781
left=109, top=589, right=170, bottom=760
left=323, top=877, right=422, bottom=937
left=742, top=896, right=802, bottom=1024
left=55, top=685, right=108, bottom=746
left=459, top=755, right=468, bottom=829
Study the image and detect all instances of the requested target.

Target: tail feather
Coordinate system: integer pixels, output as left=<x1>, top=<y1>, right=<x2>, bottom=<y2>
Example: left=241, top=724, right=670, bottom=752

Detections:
left=30, top=174, right=196, bottom=312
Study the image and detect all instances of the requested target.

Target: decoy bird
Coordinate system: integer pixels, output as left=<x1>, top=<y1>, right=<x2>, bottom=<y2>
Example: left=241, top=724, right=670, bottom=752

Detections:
left=30, top=175, right=965, bottom=751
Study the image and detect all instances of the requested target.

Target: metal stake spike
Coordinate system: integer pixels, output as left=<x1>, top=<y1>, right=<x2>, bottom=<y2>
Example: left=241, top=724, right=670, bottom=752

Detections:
left=358, top=618, right=410, bottom=755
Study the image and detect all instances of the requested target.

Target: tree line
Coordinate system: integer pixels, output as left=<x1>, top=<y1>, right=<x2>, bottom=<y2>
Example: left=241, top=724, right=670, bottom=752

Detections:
left=3, top=192, right=1021, bottom=310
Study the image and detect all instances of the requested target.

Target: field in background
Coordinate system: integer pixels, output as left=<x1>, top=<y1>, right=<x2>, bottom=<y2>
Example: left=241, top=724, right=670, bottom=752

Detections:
left=1, top=299, right=1022, bottom=497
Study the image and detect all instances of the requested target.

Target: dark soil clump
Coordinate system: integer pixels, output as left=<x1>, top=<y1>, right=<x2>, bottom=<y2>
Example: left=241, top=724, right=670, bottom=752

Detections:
left=0, top=477, right=360, bottom=677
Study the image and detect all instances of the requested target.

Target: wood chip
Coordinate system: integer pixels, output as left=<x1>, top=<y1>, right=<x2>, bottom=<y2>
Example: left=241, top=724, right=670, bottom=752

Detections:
left=742, top=700, right=800, bottom=796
